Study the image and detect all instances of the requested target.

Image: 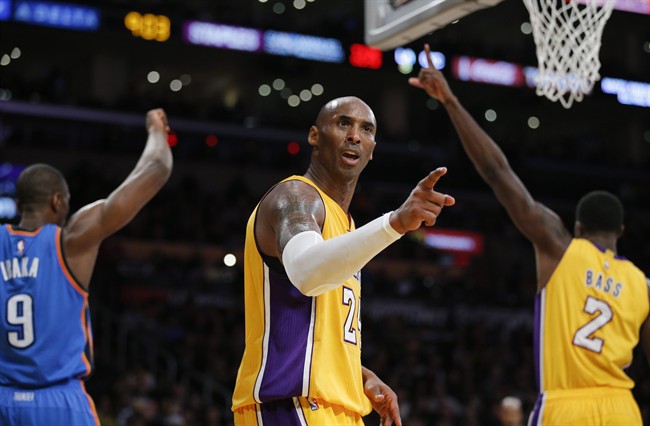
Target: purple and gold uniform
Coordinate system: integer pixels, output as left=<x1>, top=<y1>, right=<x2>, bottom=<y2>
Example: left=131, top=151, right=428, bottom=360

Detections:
left=0, top=224, right=99, bottom=425
left=529, top=238, right=648, bottom=425
left=232, top=176, right=372, bottom=425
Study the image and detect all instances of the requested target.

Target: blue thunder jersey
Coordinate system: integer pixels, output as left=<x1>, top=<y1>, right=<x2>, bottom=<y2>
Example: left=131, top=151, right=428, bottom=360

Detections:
left=0, top=224, right=94, bottom=387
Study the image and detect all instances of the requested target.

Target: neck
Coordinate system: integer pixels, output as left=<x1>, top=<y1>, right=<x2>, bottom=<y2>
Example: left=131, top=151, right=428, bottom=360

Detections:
left=584, top=234, right=618, bottom=253
left=304, top=166, right=357, bottom=213
left=18, top=212, right=50, bottom=231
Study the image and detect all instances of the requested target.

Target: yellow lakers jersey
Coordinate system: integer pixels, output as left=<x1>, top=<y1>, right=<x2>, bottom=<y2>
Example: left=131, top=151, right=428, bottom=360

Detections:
left=535, top=238, right=649, bottom=392
left=232, top=176, right=373, bottom=416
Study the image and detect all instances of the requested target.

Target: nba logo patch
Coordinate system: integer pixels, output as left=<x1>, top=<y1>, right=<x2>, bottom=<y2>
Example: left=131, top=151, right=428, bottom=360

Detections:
left=308, top=397, right=319, bottom=411
left=16, top=240, right=25, bottom=256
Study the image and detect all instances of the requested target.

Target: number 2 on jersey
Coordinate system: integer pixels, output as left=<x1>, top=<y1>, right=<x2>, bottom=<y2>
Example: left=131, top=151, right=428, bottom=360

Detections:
left=573, top=295, right=613, bottom=353
left=342, top=286, right=360, bottom=345
left=6, top=293, right=35, bottom=348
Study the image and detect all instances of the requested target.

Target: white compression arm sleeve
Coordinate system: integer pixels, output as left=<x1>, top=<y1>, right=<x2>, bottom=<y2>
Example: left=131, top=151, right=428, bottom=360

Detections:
left=281, top=212, right=403, bottom=296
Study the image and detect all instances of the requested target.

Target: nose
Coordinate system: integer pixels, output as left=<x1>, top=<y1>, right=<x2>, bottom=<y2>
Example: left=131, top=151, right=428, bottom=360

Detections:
left=346, top=126, right=361, bottom=144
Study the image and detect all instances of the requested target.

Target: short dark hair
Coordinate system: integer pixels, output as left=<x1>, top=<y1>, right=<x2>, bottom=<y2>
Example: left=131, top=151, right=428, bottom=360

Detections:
left=16, top=164, right=67, bottom=213
left=575, top=190, right=624, bottom=233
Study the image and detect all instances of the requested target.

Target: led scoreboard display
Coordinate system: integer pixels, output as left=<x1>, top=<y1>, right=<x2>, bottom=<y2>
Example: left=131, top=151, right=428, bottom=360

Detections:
left=0, top=0, right=11, bottom=21
left=13, top=0, right=99, bottom=30
left=124, top=11, right=170, bottom=41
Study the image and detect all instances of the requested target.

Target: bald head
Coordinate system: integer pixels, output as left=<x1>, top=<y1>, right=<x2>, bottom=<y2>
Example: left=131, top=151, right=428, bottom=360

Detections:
left=16, top=164, right=68, bottom=214
left=498, top=396, right=523, bottom=426
left=315, top=96, right=376, bottom=130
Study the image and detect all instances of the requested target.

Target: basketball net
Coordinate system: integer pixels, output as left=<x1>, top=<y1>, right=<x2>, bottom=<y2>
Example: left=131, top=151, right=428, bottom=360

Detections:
left=522, top=0, right=616, bottom=108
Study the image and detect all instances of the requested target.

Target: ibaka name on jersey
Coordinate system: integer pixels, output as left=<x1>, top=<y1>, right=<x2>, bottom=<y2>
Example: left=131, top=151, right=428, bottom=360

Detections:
left=1, top=257, right=40, bottom=281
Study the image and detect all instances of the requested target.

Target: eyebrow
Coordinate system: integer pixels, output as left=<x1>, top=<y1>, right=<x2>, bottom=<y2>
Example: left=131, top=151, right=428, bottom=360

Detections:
left=338, top=114, right=376, bottom=129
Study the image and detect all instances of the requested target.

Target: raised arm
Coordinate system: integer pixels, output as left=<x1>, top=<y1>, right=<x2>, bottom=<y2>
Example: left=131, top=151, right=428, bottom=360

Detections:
left=410, top=45, right=570, bottom=269
left=63, top=108, right=173, bottom=286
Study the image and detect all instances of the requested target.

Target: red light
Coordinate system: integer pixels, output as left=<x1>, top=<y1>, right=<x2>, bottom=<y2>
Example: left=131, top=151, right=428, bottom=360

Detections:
left=349, top=44, right=382, bottom=70
left=205, top=134, right=219, bottom=147
left=287, top=141, right=300, bottom=155
left=167, top=132, right=178, bottom=147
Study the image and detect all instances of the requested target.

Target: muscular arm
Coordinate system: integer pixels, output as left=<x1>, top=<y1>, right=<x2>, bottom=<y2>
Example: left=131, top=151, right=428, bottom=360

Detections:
left=257, top=170, right=454, bottom=296
left=257, top=179, right=402, bottom=296
left=256, top=179, right=326, bottom=260
left=440, top=96, right=568, bottom=247
left=409, top=45, right=571, bottom=288
left=63, top=109, right=173, bottom=287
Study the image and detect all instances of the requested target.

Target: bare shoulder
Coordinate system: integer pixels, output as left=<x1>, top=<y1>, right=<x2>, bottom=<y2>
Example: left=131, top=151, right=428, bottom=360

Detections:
left=62, top=200, right=106, bottom=251
left=256, top=179, right=325, bottom=258
left=532, top=202, right=572, bottom=256
left=61, top=200, right=109, bottom=288
left=531, top=203, right=573, bottom=291
left=259, top=179, right=324, bottom=222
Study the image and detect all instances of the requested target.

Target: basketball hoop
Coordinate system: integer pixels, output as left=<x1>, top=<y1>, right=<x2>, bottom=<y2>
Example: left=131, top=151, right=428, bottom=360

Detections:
left=522, top=0, right=617, bottom=108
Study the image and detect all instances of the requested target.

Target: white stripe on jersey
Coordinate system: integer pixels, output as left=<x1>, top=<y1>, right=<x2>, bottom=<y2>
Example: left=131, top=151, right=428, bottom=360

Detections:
left=301, top=298, right=316, bottom=395
left=253, top=264, right=273, bottom=403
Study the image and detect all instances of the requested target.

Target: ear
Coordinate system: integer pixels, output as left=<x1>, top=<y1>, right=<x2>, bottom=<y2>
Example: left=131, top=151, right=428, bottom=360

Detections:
left=51, top=192, right=64, bottom=213
left=618, top=225, right=625, bottom=237
left=307, top=125, right=319, bottom=149
left=369, top=139, right=376, bottom=160
left=574, top=221, right=583, bottom=237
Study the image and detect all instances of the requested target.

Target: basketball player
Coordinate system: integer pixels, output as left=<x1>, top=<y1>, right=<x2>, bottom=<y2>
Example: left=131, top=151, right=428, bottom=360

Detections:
left=231, top=95, right=455, bottom=425
left=410, top=44, right=650, bottom=425
left=0, top=109, right=173, bottom=425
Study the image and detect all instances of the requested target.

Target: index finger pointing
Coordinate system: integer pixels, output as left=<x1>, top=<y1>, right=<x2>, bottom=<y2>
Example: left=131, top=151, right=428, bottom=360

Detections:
left=420, top=167, right=447, bottom=189
left=424, top=43, right=435, bottom=69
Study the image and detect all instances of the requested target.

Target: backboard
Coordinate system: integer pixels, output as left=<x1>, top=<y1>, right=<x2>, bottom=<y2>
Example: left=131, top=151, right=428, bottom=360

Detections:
left=364, top=0, right=505, bottom=51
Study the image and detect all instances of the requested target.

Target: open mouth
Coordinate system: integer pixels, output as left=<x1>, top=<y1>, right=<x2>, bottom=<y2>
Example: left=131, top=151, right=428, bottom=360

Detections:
left=342, top=150, right=360, bottom=160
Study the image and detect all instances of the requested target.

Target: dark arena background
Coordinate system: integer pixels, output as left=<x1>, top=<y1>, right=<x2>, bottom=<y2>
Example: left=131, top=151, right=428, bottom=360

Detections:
left=1, top=0, right=649, bottom=424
